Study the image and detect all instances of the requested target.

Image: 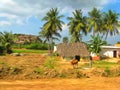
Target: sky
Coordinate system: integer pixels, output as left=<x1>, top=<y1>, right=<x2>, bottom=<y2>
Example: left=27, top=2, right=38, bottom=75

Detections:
left=0, top=0, right=120, bottom=45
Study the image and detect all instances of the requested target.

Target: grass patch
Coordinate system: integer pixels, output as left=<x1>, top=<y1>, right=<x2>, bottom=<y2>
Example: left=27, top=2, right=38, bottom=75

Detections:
left=81, top=60, right=119, bottom=69
left=44, top=57, right=58, bottom=69
left=93, top=60, right=118, bottom=68
left=34, top=67, right=44, bottom=74
left=12, top=49, right=48, bottom=54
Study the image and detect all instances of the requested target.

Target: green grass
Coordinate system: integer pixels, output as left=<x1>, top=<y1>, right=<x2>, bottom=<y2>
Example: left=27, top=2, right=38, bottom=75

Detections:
left=82, top=60, right=119, bottom=69
left=12, top=49, right=48, bottom=54
left=93, top=60, right=118, bottom=68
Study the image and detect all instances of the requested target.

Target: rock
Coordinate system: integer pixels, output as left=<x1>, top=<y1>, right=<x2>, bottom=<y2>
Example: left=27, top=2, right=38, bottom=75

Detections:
left=11, top=53, right=26, bottom=56
left=11, top=53, right=21, bottom=56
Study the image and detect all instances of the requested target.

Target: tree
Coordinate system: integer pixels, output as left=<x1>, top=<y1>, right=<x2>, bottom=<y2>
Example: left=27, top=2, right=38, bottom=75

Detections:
left=68, top=9, right=87, bottom=42
left=87, top=35, right=107, bottom=55
left=39, top=8, right=64, bottom=55
left=0, top=31, right=14, bottom=54
left=102, top=10, right=120, bottom=40
left=117, top=41, right=120, bottom=44
left=62, top=36, right=69, bottom=43
left=88, top=8, right=101, bottom=35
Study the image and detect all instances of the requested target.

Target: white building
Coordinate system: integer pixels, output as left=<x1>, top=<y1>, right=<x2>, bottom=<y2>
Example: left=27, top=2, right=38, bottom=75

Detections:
left=100, top=46, right=120, bottom=58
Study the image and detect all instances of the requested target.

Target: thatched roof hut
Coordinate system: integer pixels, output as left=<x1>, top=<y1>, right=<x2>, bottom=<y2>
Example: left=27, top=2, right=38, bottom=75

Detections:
left=57, top=42, right=89, bottom=57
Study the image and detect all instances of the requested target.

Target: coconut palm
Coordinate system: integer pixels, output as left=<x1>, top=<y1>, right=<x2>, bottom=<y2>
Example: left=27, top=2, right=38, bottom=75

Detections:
left=88, top=8, right=101, bottom=35
left=67, top=9, right=87, bottom=42
left=39, top=8, right=64, bottom=55
left=102, top=10, right=120, bottom=40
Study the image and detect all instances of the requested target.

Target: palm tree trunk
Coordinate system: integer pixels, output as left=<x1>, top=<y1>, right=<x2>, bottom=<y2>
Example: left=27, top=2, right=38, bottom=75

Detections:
left=48, top=38, right=53, bottom=56
left=105, top=31, right=108, bottom=40
left=47, top=38, right=51, bottom=56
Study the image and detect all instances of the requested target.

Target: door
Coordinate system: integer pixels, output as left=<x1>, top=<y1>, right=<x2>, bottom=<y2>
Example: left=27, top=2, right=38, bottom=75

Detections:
left=113, top=51, right=117, bottom=58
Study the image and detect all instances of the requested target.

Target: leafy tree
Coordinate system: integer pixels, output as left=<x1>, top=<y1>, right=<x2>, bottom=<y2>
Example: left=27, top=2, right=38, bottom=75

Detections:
left=62, top=36, right=69, bottom=43
left=117, top=42, right=120, bottom=44
left=87, top=35, right=107, bottom=55
left=68, top=9, right=87, bottom=42
left=39, top=8, right=64, bottom=55
left=0, top=31, right=14, bottom=54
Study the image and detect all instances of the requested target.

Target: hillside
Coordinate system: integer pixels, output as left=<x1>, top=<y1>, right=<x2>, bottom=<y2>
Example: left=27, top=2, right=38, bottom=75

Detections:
left=14, top=34, right=42, bottom=44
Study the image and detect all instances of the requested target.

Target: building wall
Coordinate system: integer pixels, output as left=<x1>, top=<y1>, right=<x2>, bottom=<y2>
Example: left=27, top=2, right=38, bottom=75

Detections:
left=100, top=48, right=120, bottom=58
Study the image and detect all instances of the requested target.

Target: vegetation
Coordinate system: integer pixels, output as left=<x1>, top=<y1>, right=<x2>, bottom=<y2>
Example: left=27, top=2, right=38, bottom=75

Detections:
left=0, top=31, right=14, bottom=54
left=87, top=35, right=107, bottom=55
left=62, top=36, right=69, bottom=43
left=0, top=8, right=119, bottom=55
left=102, top=10, right=120, bottom=40
left=39, top=8, right=64, bottom=55
left=24, top=43, right=48, bottom=50
left=0, top=54, right=120, bottom=79
left=68, top=9, right=87, bottom=42
left=88, top=8, right=101, bottom=35
left=12, top=49, right=48, bottom=54
left=44, top=57, right=58, bottom=69
left=117, top=41, right=120, bottom=44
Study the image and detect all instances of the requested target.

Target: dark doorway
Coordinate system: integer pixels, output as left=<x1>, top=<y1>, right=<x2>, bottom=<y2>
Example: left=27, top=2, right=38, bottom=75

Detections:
left=75, top=55, right=80, bottom=61
left=113, top=51, right=117, bottom=58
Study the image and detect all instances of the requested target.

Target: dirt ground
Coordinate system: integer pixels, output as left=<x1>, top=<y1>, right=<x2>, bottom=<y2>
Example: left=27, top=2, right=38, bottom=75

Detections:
left=0, top=77, right=120, bottom=90
left=0, top=53, right=120, bottom=90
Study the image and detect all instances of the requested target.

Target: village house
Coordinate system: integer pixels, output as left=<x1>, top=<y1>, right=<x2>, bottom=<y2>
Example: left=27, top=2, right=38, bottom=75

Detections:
left=100, top=46, right=120, bottom=58
left=56, top=42, right=90, bottom=60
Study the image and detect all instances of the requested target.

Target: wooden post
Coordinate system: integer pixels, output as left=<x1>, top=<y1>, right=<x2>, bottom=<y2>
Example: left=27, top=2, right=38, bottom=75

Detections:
left=90, top=56, right=92, bottom=68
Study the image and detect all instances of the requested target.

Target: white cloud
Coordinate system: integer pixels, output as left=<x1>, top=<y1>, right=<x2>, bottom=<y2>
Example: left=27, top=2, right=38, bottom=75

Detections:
left=0, top=21, right=11, bottom=26
left=0, top=0, right=118, bottom=26
left=0, top=13, right=18, bottom=19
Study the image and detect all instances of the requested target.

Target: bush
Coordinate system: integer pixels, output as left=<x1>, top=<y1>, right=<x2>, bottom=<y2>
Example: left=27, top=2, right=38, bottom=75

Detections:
left=44, top=57, right=58, bottom=69
left=0, top=45, right=5, bottom=54
left=34, top=67, right=44, bottom=74
left=26, top=43, right=48, bottom=50
left=12, top=43, right=48, bottom=50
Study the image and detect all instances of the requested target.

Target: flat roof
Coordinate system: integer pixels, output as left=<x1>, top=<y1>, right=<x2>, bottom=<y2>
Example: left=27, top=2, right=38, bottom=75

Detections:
left=101, top=46, right=120, bottom=49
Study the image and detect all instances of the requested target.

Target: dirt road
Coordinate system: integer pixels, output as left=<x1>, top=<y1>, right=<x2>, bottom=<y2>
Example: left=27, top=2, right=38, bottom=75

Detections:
left=0, top=77, right=120, bottom=90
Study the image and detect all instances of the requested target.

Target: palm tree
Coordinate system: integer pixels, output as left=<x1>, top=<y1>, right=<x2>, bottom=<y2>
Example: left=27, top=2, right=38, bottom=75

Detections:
left=102, top=10, right=120, bottom=40
left=39, top=8, right=64, bottom=55
left=88, top=8, right=101, bottom=35
left=67, top=9, right=87, bottom=42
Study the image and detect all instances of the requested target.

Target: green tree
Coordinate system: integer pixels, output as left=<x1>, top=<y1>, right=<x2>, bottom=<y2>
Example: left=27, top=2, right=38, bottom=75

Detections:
left=102, top=10, right=120, bottom=40
left=88, top=8, right=101, bottom=35
left=87, top=35, right=107, bottom=55
left=39, top=8, right=64, bottom=55
left=68, top=9, right=87, bottom=42
left=62, top=36, right=69, bottom=43
left=117, top=41, right=120, bottom=44
left=0, top=31, right=14, bottom=54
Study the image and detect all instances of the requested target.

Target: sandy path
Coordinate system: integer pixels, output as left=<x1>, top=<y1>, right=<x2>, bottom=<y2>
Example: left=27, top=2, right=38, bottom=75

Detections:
left=0, top=77, right=120, bottom=90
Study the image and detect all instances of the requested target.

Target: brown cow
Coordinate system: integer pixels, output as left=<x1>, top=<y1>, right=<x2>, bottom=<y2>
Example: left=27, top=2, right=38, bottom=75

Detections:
left=71, top=59, right=78, bottom=69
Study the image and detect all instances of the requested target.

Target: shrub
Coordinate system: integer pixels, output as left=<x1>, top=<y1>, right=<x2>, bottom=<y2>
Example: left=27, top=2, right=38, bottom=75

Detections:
left=101, top=67, right=111, bottom=77
left=34, top=67, right=44, bottom=74
left=11, top=66, right=22, bottom=75
left=44, top=57, right=57, bottom=69
left=26, top=43, right=48, bottom=50
left=0, top=45, right=5, bottom=54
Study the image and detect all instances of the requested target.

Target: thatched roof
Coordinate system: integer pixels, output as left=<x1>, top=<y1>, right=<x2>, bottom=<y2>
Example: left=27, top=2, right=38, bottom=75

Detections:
left=57, top=42, right=90, bottom=57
